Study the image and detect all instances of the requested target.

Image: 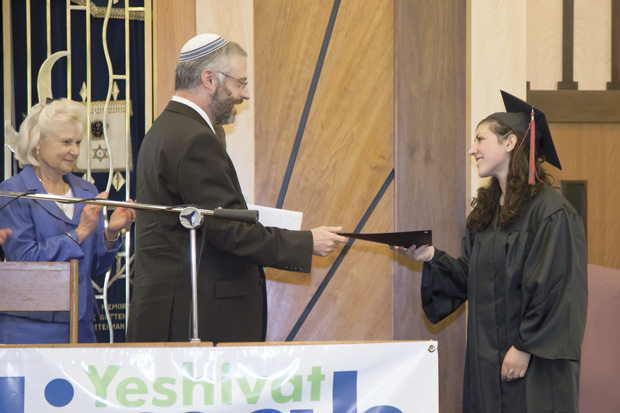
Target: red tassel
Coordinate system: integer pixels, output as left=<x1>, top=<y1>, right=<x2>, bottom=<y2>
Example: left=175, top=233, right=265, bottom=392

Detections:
left=528, top=107, right=536, bottom=185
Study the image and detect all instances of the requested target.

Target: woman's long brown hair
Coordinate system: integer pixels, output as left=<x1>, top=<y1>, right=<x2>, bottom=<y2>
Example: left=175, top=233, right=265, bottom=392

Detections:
left=467, top=115, right=554, bottom=231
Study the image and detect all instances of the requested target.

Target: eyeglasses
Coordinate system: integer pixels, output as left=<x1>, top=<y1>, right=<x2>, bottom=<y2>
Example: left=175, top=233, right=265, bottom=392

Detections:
left=215, top=71, right=248, bottom=89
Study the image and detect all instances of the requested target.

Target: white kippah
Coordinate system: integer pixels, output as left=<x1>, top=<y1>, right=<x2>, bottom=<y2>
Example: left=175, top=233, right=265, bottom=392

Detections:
left=179, top=33, right=228, bottom=62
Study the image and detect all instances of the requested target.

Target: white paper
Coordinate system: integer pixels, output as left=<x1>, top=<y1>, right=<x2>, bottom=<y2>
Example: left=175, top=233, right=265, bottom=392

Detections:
left=247, top=204, right=303, bottom=230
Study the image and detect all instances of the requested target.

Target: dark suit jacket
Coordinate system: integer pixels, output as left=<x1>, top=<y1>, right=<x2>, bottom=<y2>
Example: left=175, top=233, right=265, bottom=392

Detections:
left=128, top=100, right=312, bottom=343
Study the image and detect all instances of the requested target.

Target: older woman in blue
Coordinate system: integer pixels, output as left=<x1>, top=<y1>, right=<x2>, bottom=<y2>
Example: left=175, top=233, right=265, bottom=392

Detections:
left=0, top=98, right=135, bottom=344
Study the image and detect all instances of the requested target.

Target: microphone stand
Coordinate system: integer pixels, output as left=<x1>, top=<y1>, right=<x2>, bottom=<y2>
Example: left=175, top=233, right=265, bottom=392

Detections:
left=0, top=190, right=258, bottom=343
left=179, top=207, right=203, bottom=343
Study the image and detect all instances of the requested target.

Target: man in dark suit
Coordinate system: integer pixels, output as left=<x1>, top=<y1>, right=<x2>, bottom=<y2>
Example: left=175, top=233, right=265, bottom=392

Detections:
left=127, top=33, right=346, bottom=343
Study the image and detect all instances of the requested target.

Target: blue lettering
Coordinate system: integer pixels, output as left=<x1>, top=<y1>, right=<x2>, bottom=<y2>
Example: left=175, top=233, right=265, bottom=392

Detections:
left=333, top=371, right=357, bottom=413
left=333, top=370, right=403, bottom=413
left=365, top=407, right=403, bottom=413
left=0, top=377, right=25, bottom=413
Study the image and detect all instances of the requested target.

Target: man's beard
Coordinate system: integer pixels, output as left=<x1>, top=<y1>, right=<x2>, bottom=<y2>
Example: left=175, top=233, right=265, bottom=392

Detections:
left=210, top=82, right=243, bottom=125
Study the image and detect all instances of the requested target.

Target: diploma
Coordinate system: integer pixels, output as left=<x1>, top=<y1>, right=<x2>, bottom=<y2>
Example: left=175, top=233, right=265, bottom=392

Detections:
left=338, top=230, right=432, bottom=248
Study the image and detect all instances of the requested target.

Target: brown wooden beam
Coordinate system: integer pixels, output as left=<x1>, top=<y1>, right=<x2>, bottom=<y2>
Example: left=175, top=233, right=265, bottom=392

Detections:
left=608, top=0, right=620, bottom=89
left=527, top=90, right=620, bottom=122
left=395, top=0, right=467, bottom=411
left=558, top=0, right=578, bottom=90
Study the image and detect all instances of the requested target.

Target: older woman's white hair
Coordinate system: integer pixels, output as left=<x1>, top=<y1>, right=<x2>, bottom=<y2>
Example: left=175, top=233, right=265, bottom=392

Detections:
left=7, top=98, right=87, bottom=168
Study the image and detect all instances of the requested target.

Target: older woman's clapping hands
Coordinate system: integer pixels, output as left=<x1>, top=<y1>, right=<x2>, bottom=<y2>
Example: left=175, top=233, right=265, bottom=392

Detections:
left=74, top=192, right=136, bottom=247
left=105, top=198, right=136, bottom=248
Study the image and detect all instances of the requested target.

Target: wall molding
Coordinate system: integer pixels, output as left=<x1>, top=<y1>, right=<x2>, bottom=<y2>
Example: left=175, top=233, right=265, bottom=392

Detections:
left=527, top=90, right=620, bottom=123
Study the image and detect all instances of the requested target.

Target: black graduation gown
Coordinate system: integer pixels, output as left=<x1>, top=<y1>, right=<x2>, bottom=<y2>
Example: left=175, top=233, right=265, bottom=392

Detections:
left=422, top=187, right=588, bottom=413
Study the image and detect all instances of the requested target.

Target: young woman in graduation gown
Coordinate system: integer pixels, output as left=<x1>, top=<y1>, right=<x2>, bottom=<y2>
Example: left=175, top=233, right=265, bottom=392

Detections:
left=394, top=92, right=587, bottom=412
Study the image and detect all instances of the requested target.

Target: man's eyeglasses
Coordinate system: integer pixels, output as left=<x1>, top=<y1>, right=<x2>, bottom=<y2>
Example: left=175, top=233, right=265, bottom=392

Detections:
left=216, top=71, right=248, bottom=89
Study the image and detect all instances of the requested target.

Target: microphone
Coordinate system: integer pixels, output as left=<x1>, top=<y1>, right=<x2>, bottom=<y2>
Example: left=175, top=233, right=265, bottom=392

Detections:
left=213, top=208, right=258, bottom=224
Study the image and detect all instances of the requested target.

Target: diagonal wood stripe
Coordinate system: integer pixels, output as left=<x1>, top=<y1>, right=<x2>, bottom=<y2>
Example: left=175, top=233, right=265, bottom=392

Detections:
left=286, top=169, right=394, bottom=341
left=275, top=0, right=342, bottom=209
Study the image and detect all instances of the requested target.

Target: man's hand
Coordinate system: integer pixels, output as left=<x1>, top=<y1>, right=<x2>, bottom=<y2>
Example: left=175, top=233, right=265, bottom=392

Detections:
left=310, top=226, right=348, bottom=256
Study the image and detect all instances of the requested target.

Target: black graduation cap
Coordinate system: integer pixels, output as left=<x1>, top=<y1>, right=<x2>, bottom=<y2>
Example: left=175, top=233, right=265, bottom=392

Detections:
left=493, top=90, right=561, bottom=171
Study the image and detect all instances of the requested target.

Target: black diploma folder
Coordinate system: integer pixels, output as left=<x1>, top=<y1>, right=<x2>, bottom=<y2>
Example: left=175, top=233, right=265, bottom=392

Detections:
left=338, top=230, right=432, bottom=248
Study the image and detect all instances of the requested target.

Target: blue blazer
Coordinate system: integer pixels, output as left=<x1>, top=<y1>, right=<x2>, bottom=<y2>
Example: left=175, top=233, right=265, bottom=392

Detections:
left=0, top=165, right=121, bottom=323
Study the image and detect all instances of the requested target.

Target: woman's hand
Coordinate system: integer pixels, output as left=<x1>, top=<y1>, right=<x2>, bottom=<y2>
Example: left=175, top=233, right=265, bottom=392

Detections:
left=107, top=199, right=136, bottom=233
left=75, top=192, right=108, bottom=243
left=105, top=199, right=136, bottom=247
left=501, top=346, right=531, bottom=382
left=0, top=228, right=12, bottom=244
left=390, top=244, right=435, bottom=262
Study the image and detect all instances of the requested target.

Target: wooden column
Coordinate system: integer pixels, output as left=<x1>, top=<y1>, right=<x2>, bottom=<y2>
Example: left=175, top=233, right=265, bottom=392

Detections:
left=394, top=1, right=467, bottom=412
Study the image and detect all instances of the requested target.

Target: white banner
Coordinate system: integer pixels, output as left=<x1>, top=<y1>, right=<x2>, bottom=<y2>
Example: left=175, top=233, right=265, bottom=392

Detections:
left=0, top=341, right=438, bottom=412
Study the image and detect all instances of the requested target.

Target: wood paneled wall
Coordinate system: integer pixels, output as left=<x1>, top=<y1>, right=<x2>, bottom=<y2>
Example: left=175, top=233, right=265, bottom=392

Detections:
left=527, top=0, right=612, bottom=91
left=469, top=1, right=527, bottom=205
left=253, top=0, right=396, bottom=342
left=394, top=1, right=467, bottom=412
left=154, top=0, right=195, bottom=117
left=195, top=0, right=255, bottom=201
left=527, top=1, right=563, bottom=90
left=548, top=123, right=620, bottom=270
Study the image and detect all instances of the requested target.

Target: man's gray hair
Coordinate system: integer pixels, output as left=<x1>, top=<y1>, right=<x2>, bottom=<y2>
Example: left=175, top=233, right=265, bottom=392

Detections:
left=175, top=41, right=247, bottom=91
